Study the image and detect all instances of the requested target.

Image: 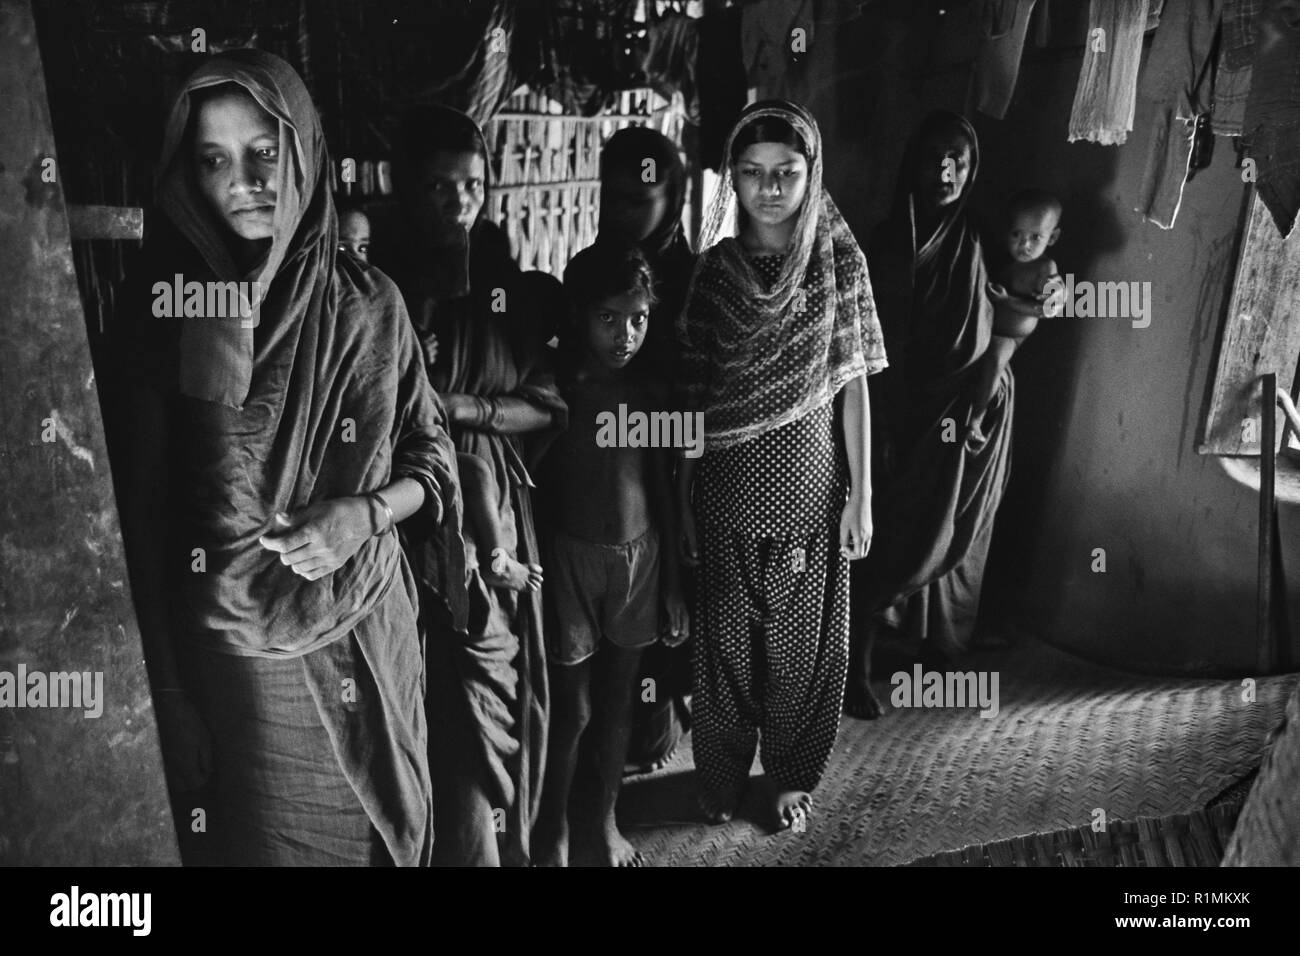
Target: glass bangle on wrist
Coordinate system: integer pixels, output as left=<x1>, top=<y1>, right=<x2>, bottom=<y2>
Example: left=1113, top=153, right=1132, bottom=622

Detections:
left=368, top=491, right=395, bottom=536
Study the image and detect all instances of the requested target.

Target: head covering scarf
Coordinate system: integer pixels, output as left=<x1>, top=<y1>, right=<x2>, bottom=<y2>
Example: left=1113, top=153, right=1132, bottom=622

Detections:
left=395, top=105, right=505, bottom=309
left=859, top=111, right=1011, bottom=659
left=155, top=49, right=324, bottom=409
left=142, top=50, right=467, bottom=652
left=129, top=50, right=468, bottom=867
left=869, top=109, right=992, bottom=392
left=677, top=99, right=887, bottom=450
left=598, top=125, right=690, bottom=260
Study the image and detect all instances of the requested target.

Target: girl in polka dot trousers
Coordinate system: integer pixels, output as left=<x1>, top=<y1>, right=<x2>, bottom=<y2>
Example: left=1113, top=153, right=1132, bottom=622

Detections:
left=675, top=100, right=888, bottom=829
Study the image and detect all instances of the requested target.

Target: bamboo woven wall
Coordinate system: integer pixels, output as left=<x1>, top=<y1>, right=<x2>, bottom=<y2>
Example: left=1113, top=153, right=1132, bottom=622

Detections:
left=484, top=87, right=687, bottom=276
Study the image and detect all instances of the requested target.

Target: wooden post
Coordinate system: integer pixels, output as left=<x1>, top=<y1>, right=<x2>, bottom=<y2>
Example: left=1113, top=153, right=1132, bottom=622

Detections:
left=0, top=0, right=178, bottom=865
left=1258, top=373, right=1277, bottom=673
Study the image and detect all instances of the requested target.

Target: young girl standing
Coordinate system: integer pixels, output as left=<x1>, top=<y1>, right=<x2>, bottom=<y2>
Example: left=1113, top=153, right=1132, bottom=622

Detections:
left=677, top=101, right=888, bottom=829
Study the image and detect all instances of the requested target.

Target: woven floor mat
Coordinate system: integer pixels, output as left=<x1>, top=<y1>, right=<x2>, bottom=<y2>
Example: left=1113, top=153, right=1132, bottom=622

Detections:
left=906, top=800, right=1247, bottom=867
left=613, top=638, right=1297, bottom=867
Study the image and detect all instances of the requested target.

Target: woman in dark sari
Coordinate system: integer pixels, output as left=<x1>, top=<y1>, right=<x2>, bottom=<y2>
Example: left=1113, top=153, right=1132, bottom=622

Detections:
left=846, top=110, right=1014, bottom=719
left=391, top=107, right=566, bottom=866
left=594, top=126, right=696, bottom=772
left=115, top=51, right=465, bottom=865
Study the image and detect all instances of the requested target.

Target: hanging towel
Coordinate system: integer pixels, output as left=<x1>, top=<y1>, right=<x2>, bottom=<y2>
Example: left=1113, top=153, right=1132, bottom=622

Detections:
left=975, top=0, right=1039, bottom=119
left=1068, top=0, right=1150, bottom=145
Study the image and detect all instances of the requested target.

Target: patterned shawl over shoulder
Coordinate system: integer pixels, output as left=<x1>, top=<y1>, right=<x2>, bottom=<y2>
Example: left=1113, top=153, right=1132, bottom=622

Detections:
left=677, top=100, right=887, bottom=450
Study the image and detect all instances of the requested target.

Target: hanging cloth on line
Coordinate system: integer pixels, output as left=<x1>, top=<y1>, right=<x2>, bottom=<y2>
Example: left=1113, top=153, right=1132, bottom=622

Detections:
left=1213, top=0, right=1262, bottom=138
left=1135, top=0, right=1224, bottom=229
left=1242, top=0, right=1300, bottom=238
left=1067, top=0, right=1150, bottom=145
left=975, top=0, right=1039, bottom=120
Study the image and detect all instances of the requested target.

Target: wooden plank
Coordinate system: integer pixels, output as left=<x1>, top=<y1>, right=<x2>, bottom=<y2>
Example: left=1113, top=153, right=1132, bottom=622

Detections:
left=1259, top=373, right=1277, bottom=672
left=67, top=203, right=143, bottom=241
left=0, top=0, right=178, bottom=865
left=1199, top=191, right=1300, bottom=455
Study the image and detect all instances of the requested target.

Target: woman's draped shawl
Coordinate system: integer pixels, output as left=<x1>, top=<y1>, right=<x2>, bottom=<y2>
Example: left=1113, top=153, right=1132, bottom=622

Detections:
left=868, top=110, right=992, bottom=417
left=131, top=50, right=467, bottom=657
left=677, top=101, right=887, bottom=450
left=397, top=109, right=565, bottom=857
left=859, top=110, right=1013, bottom=650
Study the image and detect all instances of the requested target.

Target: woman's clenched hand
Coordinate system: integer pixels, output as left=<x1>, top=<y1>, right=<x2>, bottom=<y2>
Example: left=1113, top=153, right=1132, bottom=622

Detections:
left=258, top=499, right=375, bottom=581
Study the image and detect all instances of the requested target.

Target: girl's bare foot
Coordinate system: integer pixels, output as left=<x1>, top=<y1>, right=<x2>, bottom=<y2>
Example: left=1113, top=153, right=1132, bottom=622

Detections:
left=698, top=789, right=740, bottom=824
left=483, top=548, right=544, bottom=592
left=597, top=827, right=645, bottom=867
left=771, top=789, right=812, bottom=830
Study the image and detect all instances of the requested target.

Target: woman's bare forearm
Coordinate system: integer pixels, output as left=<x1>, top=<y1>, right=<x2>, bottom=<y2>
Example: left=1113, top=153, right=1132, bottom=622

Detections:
left=443, top=391, right=554, bottom=434
left=367, top=476, right=426, bottom=528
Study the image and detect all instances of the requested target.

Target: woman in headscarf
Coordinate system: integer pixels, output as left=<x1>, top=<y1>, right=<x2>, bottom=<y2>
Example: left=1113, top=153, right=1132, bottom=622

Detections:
left=594, top=125, right=696, bottom=773
left=113, top=50, right=465, bottom=866
left=389, top=106, right=567, bottom=867
left=845, top=109, right=1014, bottom=719
left=676, top=100, right=888, bottom=829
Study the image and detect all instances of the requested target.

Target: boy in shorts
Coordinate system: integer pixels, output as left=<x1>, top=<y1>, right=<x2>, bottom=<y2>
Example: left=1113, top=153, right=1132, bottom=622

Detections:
left=532, top=242, right=689, bottom=867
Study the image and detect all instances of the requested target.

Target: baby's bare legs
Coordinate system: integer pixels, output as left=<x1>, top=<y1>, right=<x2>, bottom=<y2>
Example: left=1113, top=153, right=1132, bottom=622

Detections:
left=457, top=452, right=543, bottom=591
left=968, top=335, right=1018, bottom=442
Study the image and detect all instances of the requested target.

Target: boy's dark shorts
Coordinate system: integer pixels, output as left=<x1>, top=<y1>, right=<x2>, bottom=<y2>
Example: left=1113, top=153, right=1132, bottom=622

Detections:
left=544, top=526, right=660, bottom=665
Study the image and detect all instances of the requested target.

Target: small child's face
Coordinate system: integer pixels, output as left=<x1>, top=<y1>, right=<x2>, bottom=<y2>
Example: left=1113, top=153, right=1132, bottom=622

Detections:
left=581, top=290, right=651, bottom=371
left=732, top=142, right=808, bottom=230
left=1007, top=208, right=1060, bottom=263
left=339, top=210, right=371, bottom=261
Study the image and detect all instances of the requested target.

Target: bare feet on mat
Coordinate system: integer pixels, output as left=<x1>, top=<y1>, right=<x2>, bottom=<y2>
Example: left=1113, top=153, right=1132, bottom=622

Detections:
left=649, top=743, right=678, bottom=772
left=623, top=742, right=677, bottom=777
left=699, top=790, right=739, bottom=824
left=771, top=789, right=812, bottom=831
left=844, top=680, right=885, bottom=719
left=483, top=548, right=544, bottom=592
left=597, top=827, right=645, bottom=867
